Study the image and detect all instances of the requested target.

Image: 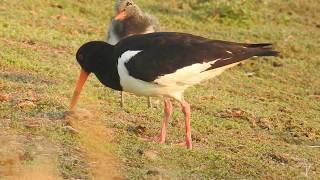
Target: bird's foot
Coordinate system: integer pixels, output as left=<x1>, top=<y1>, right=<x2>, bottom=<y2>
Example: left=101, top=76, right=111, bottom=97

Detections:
left=172, top=140, right=193, bottom=149
left=186, top=140, right=193, bottom=149
left=139, top=135, right=165, bottom=144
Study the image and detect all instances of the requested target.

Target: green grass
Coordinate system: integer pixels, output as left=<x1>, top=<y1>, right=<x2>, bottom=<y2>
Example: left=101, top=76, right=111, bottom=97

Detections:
left=0, top=0, right=319, bottom=179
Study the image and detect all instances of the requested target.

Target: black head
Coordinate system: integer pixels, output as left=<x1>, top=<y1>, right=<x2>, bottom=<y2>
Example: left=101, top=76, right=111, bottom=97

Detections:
left=70, top=41, right=114, bottom=110
left=76, top=41, right=114, bottom=73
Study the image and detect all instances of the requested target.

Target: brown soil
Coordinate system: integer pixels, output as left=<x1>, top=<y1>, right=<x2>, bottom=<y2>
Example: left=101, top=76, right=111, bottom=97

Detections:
left=65, top=108, right=122, bottom=180
left=0, top=131, right=61, bottom=180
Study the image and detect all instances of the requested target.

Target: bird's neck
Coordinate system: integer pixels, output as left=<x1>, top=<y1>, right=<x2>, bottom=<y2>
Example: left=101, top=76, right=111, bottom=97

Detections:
left=94, top=57, right=122, bottom=91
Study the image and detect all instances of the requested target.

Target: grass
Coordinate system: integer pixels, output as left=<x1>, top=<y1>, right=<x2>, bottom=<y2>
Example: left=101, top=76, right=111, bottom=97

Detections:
left=0, top=0, right=319, bottom=179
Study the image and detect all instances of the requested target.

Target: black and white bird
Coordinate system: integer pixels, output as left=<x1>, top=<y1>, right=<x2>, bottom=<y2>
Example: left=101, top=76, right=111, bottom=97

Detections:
left=70, top=32, right=279, bottom=149
left=106, top=0, right=160, bottom=107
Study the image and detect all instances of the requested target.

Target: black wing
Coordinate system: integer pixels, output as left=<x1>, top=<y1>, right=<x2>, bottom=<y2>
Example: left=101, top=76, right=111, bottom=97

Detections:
left=115, top=32, right=278, bottom=82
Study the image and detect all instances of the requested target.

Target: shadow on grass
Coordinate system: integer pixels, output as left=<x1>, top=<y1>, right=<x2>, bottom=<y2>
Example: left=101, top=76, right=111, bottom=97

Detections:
left=0, top=71, right=54, bottom=85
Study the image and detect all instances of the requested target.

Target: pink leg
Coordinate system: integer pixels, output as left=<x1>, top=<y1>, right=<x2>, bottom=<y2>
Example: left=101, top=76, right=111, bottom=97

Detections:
left=181, top=101, right=192, bottom=149
left=159, top=99, right=173, bottom=144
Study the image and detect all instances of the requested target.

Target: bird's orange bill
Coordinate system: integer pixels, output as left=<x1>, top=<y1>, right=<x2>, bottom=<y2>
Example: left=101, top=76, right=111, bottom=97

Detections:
left=115, top=10, right=126, bottom=21
left=70, top=69, right=89, bottom=110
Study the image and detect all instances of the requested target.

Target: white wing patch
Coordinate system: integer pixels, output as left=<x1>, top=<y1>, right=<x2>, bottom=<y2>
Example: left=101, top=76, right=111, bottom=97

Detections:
left=118, top=50, right=159, bottom=95
left=118, top=50, right=142, bottom=64
left=155, top=59, right=221, bottom=86
left=118, top=51, right=146, bottom=95
left=226, top=50, right=233, bottom=54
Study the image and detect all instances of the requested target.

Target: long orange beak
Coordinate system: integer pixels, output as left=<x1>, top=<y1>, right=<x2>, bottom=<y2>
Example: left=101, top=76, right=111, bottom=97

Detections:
left=70, top=69, right=89, bottom=110
left=115, top=10, right=127, bottom=21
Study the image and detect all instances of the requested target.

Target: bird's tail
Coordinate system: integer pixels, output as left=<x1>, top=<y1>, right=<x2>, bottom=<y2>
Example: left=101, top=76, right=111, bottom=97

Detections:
left=245, top=43, right=280, bottom=57
left=207, top=42, right=279, bottom=71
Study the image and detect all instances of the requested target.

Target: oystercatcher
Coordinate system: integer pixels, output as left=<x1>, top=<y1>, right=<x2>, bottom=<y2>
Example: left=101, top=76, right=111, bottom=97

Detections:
left=106, top=0, right=160, bottom=108
left=70, top=32, right=279, bottom=149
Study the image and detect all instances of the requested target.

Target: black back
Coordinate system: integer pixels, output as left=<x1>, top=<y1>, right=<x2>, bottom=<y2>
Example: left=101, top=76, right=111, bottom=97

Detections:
left=114, top=32, right=278, bottom=82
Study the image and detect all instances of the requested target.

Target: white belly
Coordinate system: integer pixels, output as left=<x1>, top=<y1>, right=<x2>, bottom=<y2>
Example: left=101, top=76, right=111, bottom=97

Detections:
left=117, top=51, right=185, bottom=101
left=117, top=51, right=239, bottom=101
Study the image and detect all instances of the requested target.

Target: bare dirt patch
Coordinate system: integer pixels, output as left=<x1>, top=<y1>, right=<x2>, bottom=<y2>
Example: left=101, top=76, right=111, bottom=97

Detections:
left=65, top=108, right=122, bottom=180
left=0, top=93, right=10, bottom=102
left=0, top=131, right=61, bottom=180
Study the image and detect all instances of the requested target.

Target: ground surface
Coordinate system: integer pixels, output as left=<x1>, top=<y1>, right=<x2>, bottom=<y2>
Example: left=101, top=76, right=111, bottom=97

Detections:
left=0, top=0, right=319, bottom=179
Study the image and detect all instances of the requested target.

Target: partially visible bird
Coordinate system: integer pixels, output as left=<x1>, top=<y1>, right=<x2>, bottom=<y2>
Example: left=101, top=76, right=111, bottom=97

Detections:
left=70, top=32, right=279, bottom=149
left=106, top=0, right=160, bottom=108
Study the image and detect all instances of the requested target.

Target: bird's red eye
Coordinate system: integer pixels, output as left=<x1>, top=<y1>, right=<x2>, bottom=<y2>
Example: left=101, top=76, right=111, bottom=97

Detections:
left=77, top=54, right=84, bottom=62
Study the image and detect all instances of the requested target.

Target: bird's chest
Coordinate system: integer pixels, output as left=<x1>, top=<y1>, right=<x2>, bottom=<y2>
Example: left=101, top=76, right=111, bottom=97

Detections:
left=116, top=51, right=159, bottom=96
